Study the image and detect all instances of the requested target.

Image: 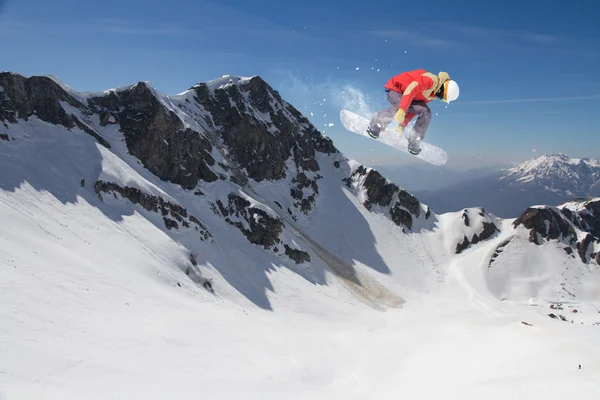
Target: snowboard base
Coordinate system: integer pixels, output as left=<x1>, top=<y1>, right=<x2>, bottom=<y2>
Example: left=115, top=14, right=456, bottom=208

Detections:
left=339, top=110, right=448, bottom=166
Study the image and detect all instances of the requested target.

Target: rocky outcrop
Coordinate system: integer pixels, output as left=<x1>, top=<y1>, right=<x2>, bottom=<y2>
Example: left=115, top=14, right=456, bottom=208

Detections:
left=95, top=180, right=212, bottom=240
left=513, top=206, right=600, bottom=263
left=284, top=244, right=311, bottom=264
left=577, top=234, right=594, bottom=263
left=290, top=172, right=321, bottom=214
left=114, top=82, right=218, bottom=189
left=191, top=77, right=336, bottom=183
left=560, top=199, right=600, bottom=239
left=456, top=221, right=498, bottom=254
left=453, top=208, right=499, bottom=254
left=513, top=207, right=577, bottom=245
left=216, top=193, right=310, bottom=263
left=0, top=73, right=110, bottom=148
left=216, top=193, right=283, bottom=249
left=348, top=166, right=421, bottom=230
left=0, top=73, right=80, bottom=126
left=488, top=239, right=512, bottom=268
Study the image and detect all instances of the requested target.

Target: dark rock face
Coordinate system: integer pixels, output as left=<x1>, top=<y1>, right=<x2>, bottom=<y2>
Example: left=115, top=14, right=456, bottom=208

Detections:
left=455, top=221, right=498, bottom=254
left=561, top=200, right=600, bottom=240
left=0, top=73, right=80, bottom=126
left=0, top=73, right=110, bottom=148
left=115, top=82, right=217, bottom=189
left=462, top=210, right=470, bottom=227
left=284, top=244, right=311, bottom=264
left=216, top=193, right=311, bottom=263
left=514, top=205, right=600, bottom=263
left=95, top=180, right=211, bottom=240
left=488, top=239, right=512, bottom=268
left=513, top=208, right=577, bottom=245
left=390, top=206, right=414, bottom=230
left=191, top=77, right=337, bottom=183
left=359, top=166, right=396, bottom=208
left=217, top=193, right=284, bottom=249
left=577, top=234, right=594, bottom=263
left=290, top=172, right=321, bottom=214
left=349, top=166, right=421, bottom=229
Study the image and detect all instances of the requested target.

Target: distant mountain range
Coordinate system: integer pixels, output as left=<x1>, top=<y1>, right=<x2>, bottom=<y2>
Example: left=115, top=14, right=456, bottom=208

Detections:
left=416, top=153, right=600, bottom=218
left=371, top=163, right=505, bottom=192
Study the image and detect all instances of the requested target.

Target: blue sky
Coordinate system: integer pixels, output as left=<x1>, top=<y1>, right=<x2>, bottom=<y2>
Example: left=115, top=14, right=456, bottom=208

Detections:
left=1, top=0, right=599, bottom=170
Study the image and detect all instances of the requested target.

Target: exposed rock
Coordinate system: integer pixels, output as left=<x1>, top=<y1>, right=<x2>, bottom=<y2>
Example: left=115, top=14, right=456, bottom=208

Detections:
left=348, top=166, right=421, bottom=229
left=513, top=207, right=577, bottom=245
left=360, top=167, right=396, bottom=208
left=0, top=133, right=9, bottom=141
left=462, top=209, right=470, bottom=227
left=396, top=190, right=420, bottom=218
left=513, top=206, right=600, bottom=263
left=456, top=236, right=470, bottom=254
left=189, top=252, right=198, bottom=266
left=577, top=233, right=594, bottom=263
left=290, top=172, right=320, bottom=214
left=163, top=217, right=179, bottom=230
left=582, top=200, right=600, bottom=238
left=390, top=206, right=413, bottom=230
left=0, top=73, right=110, bottom=148
left=456, top=221, right=499, bottom=254
left=425, top=206, right=431, bottom=220
left=116, top=82, right=218, bottom=189
left=217, top=193, right=283, bottom=249
left=95, top=180, right=211, bottom=240
left=561, top=199, right=600, bottom=240
left=191, top=76, right=336, bottom=183
left=284, top=244, right=311, bottom=264
left=0, top=73, right=81, bottom=126
left=488, top=238, right=512, bottom=268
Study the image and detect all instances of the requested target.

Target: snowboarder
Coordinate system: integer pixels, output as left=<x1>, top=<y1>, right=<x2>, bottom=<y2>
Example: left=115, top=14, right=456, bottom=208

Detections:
left=367, top=69, right=460, bottom=155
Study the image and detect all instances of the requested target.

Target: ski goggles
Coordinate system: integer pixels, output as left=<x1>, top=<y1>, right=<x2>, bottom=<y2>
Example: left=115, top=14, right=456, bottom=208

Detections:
left=440, top=81, right=450, bottom=102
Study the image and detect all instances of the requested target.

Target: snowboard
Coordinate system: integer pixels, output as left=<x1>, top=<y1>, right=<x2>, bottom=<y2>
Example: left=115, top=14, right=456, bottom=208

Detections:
left=339, top=109, right=448, bottom=166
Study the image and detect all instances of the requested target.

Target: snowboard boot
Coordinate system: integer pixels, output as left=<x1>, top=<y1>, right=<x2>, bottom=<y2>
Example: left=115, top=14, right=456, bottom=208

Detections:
left=366, top=123, right=383, bottom=139
left=407, top=139, right=421, bottom=155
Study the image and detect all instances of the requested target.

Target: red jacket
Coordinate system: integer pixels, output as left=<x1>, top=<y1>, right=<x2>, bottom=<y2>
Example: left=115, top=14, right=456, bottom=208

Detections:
left=384, top=69, right=449, bottom=124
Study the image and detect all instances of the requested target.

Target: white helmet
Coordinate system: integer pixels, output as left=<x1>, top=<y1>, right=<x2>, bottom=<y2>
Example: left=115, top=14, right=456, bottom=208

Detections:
left=442, top=80, right=460, bottom=103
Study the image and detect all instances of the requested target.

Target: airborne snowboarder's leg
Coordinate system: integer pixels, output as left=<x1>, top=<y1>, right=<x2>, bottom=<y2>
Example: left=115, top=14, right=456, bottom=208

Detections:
left=405, top=101, right=431, bottom=155
left=367, top=90, right=403, bottom=138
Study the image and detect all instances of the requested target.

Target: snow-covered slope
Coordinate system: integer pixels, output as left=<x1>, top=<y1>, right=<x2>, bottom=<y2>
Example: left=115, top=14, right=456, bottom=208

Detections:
left=417, top=153, right=600, bottom=217
left=1, top=73, right=600, bottom=399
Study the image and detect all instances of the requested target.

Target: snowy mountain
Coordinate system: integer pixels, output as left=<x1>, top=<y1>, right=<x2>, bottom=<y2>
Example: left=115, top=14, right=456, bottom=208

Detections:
left=2, top=72, right=600, bottom=399
left=417, top=153, right=600, bottom=217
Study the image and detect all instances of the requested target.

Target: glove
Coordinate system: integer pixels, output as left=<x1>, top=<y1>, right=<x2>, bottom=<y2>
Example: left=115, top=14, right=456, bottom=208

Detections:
left=395, top=125, right=404, bottom=135
left=394, top=108, right=406, bottom=123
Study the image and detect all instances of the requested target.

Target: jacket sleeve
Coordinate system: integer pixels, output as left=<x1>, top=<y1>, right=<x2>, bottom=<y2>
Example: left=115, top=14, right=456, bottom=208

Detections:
left=398, top=76, right=435, bottom=112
